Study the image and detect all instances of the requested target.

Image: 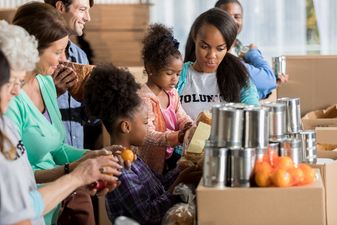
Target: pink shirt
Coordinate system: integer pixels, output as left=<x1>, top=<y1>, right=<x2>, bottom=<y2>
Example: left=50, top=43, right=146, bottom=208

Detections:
left=138, top=84, right=193, bottom=174
left=160, top=90, right=178, bottom=158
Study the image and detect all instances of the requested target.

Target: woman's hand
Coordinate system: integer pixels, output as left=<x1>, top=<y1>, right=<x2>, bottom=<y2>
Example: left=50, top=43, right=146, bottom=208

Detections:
left=70, top=155, right=122, bottom=195
left=277, top=73, right=289, bottom=85
left=103, top=145, right=135, bottom=169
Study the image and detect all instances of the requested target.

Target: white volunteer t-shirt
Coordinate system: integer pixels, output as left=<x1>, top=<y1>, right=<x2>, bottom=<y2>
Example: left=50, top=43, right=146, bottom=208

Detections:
left=180, top=65, right=222, bottom=120
left=0, top=116, right=45, bottom=225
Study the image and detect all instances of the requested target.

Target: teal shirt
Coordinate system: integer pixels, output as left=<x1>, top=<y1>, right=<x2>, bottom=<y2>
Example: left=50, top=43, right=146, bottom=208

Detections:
left=177, top=62, right=260, bottom=106
left=5, top=75, right=85, bottom=225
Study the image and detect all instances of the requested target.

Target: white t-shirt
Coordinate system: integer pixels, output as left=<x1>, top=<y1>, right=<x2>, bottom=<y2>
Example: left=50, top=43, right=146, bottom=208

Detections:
left=0, top=116, right=45, bottom=225
left=180, top=65, right=222, bottom=120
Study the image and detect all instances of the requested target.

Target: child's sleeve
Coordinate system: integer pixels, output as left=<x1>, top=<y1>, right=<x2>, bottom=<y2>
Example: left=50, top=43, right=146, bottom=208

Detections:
left=142, top=96, right=180, bottom=147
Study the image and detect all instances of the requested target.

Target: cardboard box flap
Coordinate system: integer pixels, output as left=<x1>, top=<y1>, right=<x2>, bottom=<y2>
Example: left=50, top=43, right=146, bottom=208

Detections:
left=302, top=105, right=337, bottom=129
left=316, top=127, right=337, bottom=145
left=318, top=150, right=337, bottom=159
left=303, top=104, right=337, bottom=119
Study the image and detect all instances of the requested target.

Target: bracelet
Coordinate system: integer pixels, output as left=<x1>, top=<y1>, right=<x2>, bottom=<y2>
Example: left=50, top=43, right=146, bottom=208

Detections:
left=64, top=163, right=70, bottom=174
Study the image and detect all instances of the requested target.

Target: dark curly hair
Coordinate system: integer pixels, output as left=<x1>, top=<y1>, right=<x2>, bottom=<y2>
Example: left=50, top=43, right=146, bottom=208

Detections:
left=142, top=23, right=181, bottom=75
left=84, top=64, right=141, bottom=134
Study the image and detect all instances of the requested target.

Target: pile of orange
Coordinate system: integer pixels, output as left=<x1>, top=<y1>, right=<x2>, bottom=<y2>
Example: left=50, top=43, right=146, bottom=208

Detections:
left=254, top=149, right=315, bottom=187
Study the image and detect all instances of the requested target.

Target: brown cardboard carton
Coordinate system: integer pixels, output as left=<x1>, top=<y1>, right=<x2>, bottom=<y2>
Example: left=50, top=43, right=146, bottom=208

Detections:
left=277, top=55, right=337, bottom=116
left=302, top=105, right=337, bottom=130
left=316, top=127, right=337, bottom=147
left=197, top=175, right=325, bottom=225
left=315, top=151, right=337, bottom=225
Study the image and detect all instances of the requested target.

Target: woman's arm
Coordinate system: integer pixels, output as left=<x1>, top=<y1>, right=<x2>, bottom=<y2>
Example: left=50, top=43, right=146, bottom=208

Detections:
left=38, top=155, right=121, bottom=214
left=35, top=149, right=113, bottom=183
left=243, top=48, right=277, bottom=99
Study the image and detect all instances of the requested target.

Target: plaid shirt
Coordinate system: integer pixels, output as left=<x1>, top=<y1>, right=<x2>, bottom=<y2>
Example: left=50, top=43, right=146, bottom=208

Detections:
left=105, top=157, right=181, bottom=225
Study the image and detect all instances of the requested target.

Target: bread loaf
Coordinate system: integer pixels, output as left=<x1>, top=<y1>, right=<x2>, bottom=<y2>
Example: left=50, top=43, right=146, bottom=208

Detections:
left=196, top=111, right=212, bottom=125
left=64, top=62, right=95, bottom=101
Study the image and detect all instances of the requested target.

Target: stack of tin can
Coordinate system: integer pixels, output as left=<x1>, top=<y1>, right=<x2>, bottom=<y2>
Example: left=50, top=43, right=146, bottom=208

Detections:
left=263, top=98, right=317, bottom=166
left=203, top=98, right=317, bottom=188
left=203, top=103, right=269, bottom=188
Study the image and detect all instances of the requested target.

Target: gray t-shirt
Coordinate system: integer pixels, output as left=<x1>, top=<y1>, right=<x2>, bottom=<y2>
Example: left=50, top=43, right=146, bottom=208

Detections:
left=0, top=116, right=45, bottom=225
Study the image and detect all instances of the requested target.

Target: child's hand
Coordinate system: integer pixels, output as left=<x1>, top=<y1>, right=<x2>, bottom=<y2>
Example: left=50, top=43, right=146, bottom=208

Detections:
left=178, top=122, right=193, bottom=143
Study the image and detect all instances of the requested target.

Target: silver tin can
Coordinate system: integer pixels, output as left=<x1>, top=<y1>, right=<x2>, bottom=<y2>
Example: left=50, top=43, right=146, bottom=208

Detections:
left=226, top=149, right=241, bottom=187
left=217, top=107, right=244, bottom=148
left=262, top=102, right=287, bottom=141
left=300, top=130, right=317, bottom=164
left=277, top=97, right=302, bottom=134
left=203, top=141, right=227, bottom=187
left=280, top=138, right=302, bottom=166
left=209, top=104, right=224, bottom=145
left=239, top=148, right=256, bottom=187
left=272, top=56, right=286, bottom=78
left=243, top=106, right=269, bottom=149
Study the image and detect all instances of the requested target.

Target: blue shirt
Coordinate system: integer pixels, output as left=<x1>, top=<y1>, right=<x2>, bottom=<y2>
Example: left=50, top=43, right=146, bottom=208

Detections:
left=243, top=48, right=276, bottom=99
left=57, top=41, right=89, bottom=149
left=105, top=157, right=181, bottom=225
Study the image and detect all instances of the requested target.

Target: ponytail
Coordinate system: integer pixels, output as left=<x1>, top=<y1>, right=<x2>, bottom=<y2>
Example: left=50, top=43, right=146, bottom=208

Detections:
left=216, top=53, right=249, bottom=102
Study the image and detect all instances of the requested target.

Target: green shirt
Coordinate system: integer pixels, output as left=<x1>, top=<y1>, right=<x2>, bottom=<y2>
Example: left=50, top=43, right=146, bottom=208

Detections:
left=5, top=75, right=85, bottom=225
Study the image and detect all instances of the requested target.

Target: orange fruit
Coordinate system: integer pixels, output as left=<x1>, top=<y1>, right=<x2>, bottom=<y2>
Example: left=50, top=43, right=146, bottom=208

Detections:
left=272, top=169, right=291, bottom=187
left=121, top=149, right=135, bottom=162
left=255, top=161, right=273, bottom=174
left=275, top=156, right=294, bottom=171
left=298, top=164, right=315, bottom=185
left=263, top=149, right=279, bottom=167
left=289, top=167, right=305, bottom=186
left=255, top=171, right=272, bottom=187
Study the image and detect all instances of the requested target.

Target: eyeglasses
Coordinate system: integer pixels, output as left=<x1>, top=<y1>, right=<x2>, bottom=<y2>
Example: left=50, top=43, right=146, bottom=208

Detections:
left=7, top=78, right=25, bottom=89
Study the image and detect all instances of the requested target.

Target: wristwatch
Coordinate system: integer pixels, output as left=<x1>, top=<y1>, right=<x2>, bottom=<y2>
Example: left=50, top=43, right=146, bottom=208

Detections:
left=64, top=163, right=70, bottom=174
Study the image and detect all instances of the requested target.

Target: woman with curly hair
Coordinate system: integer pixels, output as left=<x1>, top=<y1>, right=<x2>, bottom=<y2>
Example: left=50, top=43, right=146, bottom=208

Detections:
left=138, top=23, right=193, bottom=174
left=84, top=63, right=201, bottom=225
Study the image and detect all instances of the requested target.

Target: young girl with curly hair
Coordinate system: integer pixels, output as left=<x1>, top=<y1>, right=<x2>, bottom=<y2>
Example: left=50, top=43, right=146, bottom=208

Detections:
left=138, top=24, right=193, bottom=174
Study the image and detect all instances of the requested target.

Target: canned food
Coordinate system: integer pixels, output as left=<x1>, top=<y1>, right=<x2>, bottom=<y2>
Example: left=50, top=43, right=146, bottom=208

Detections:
left=272, top=56, right=286, bottom=78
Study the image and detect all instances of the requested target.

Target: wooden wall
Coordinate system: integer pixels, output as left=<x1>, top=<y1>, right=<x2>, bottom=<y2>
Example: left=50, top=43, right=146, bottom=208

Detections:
left=84, top=4, right=149, bottom=66
left=0, top=3, right=149, bottom=67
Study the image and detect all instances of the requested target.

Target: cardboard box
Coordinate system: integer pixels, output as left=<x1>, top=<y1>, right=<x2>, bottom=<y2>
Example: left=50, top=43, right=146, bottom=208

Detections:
left=277, top=55, right=337, bottom=116
left=316, top=127, right=337, bottom=145
left=302, top=105, right=337, bottom=130
left=197, top=175, right=325, bottom=225
left=315, top=151, right=337, bottom=225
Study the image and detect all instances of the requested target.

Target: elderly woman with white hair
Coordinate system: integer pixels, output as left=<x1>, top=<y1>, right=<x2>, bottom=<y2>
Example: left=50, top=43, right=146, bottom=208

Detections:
left=0, top=20, right=122, bottom=225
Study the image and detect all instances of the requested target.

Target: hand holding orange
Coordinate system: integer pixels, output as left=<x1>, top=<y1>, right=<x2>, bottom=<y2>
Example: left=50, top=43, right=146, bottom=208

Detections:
left=121, top=149, right=136, bottom=162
